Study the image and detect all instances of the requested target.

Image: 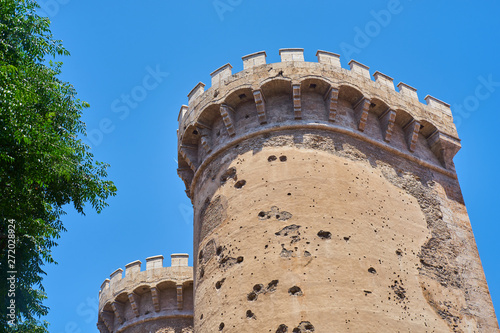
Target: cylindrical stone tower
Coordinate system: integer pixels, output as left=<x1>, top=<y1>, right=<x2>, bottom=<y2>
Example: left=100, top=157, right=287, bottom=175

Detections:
left=97, top=254, right=194, bottom=333
left=177, top=49, right=499, bottom=332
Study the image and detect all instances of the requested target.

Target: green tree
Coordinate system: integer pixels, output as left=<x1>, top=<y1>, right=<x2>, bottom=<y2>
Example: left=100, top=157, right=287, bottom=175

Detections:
left=0, top=0, right=117, bottom=331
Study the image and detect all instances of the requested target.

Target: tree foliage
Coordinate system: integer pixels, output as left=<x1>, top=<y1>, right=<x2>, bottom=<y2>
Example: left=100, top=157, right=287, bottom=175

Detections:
left=0, top=0, right=117, bottom=330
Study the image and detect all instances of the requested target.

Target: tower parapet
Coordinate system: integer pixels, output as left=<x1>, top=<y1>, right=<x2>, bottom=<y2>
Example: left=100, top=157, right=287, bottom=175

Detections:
left=176, top=49, right=498, bottom=332
left=97, top=254, right=193, bottom=333
left=177, top=48, right=460, bottom=198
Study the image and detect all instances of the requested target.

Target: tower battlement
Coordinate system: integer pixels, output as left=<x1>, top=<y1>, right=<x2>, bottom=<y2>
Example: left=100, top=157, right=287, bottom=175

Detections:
left=97, top=254, right=193, bottom=333
left=179, top=48, right=455, bottom=123
left=177, top=49, right=461, bottom=198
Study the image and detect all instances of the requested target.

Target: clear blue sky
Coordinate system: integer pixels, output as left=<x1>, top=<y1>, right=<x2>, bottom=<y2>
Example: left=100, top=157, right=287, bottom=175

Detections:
left=38, top=1, right=499, bottom=331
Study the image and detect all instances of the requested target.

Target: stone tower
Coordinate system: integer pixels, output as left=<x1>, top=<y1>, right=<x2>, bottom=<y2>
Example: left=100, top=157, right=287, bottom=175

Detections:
left=177, top=49, right=499, bottom=332
left=97, top=254, right=194, bottom=332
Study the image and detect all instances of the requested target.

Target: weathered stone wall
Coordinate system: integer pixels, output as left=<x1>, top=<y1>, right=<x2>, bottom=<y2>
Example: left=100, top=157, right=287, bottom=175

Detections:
left=97, top=254, right=193, bottom=333
left=177, top=49, right=498, bottom=332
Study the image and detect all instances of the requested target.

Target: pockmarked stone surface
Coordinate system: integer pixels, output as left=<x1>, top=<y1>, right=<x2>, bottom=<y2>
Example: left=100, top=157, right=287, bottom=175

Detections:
left=176, top=49, right=499, bottom=332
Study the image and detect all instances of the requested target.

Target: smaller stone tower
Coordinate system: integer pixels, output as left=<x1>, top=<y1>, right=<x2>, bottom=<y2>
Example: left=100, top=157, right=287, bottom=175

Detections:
left=97, top=254, right=193, bottom=333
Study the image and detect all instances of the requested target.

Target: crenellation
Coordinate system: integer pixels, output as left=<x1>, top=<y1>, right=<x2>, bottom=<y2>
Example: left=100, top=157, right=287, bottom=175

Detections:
left=171, top=253, right=189, bottom=267
left=146, top=255, right=164, bottom=270
left=316, top=50, right=341, bottom=68
left=242, top=51, right=267, bottom=70
left=101, top=279, right=110, bottom=293
left=110, top=268, right=123, bottom=283
left=178, top=105, right=188, bottom=123
left=187, top=82, right=205, bottom=105
left=425, top=95, right=452, bottom=116
left=177, top=50, right=456, bottom=138
left=210, top=63, right=233, bottom=87
left=397, top=82, right=418, bottom=100
left=124, top=260, right=141, bottom=277
left=279, top=48, right=304, bottom=62
left=176, top=51, right=467, bottom=197
left=373, top=71, right=395, bottom=90
left=349, top=59, right=371, bottom=79
left=97, top=254, right=193, bottom=333
left=99, top=254, right=193, bottom=295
